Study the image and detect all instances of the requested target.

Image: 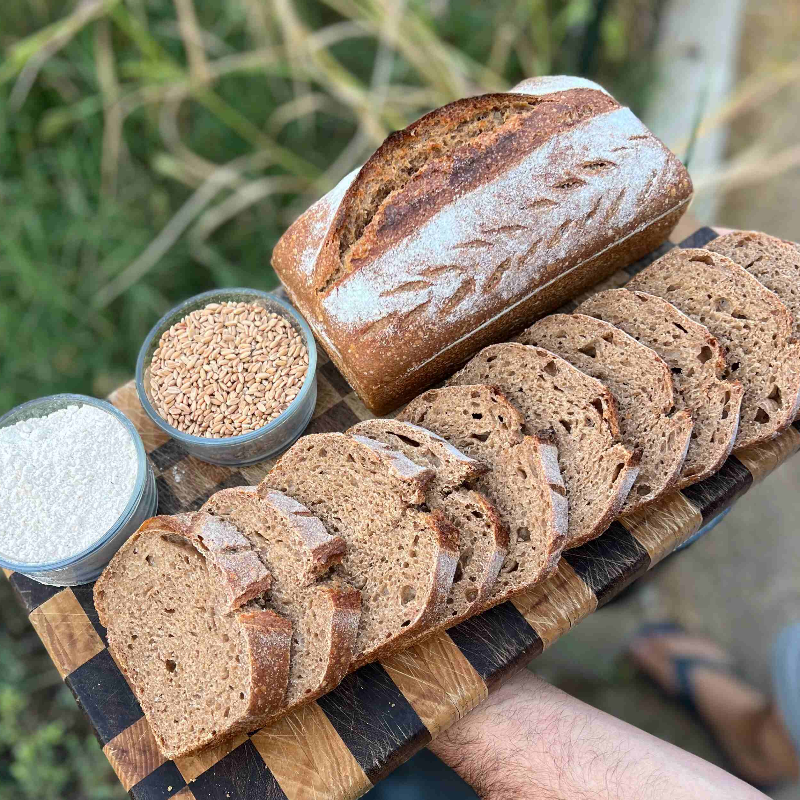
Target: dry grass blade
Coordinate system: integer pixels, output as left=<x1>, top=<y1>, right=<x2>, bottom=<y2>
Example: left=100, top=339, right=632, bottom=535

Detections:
left=190, top=175, right=304, bottom=247
left=693, top=142, right=800, bottom=194
left=266, top=93, right=349, bottom=137
left=683, top=57, right=800, bottom=149
left=4, top=0, right=119, bottom=110
left=321, top=0, right=506, bottom=98
left=94, top=19, right=123, bottom=198
left=172, top=0, right=212, bottom=84
left=93, top=151, right=278, bottom=308
left=271, top=0, right=401, bottom=143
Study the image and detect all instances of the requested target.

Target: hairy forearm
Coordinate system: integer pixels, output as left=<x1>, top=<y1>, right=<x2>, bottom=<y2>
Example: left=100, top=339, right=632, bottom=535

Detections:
left=429, top=669, right=765, bottom=800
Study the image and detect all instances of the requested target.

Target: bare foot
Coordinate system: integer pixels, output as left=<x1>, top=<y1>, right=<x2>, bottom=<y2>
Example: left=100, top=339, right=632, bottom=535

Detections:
left=629, top=629, right=800, bottom=786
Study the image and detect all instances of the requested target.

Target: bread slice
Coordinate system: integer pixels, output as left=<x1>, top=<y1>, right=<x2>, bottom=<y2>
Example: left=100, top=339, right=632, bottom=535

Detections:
left=94, top=513, right=292, bottom=759
left=399, top=384, right=568, bottom=604
left=201, top=486, right=361, bottom=712
left=259, top=433, right=459, bottom=667
left=577, top=289, right=744, bottom=486
left=449, top=344, right=638, bottom=547
left=627, top=248, right=800, bottom=448
left=518, top=314, right=693, bottom=511
left=349, top=418, right=508, bottom=623
left=706, top=231, right=800, bottom=336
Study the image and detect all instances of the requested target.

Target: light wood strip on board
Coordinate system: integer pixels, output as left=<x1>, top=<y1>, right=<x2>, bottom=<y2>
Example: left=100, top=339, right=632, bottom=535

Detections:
left=103, top=716, right=166, bottom=791
left=28, top=590, right=105, bottom=678
left=381, top=631, right=488, bottom=737
left=174, top=733, right=248, bottom=783
left=511, top=560, right=597, bottom=649
left=735, top=426, right=800, bottom=484
left=251, top=701, right=371, bottom=800
left=621, top=491, right=703, bottom=566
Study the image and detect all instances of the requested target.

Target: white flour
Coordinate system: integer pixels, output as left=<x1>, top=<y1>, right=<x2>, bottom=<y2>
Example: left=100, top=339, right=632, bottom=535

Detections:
left=0, top=404, right=138, bottom=564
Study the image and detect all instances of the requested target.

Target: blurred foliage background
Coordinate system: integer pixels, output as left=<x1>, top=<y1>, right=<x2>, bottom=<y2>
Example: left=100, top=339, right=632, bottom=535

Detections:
left=0, top=0, right=666, bottom=417
left=1, top=0, right=664, bottom=796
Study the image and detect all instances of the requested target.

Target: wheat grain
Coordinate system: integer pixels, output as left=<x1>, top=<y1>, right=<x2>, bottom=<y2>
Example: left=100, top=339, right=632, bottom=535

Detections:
left=149, top=300, right=308, bottom=438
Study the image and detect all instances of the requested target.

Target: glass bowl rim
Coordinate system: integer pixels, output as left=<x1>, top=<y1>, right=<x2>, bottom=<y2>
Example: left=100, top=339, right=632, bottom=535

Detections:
left=0, top=393, right=148, bottom=573
left=135, top=288, right=318, bottom=449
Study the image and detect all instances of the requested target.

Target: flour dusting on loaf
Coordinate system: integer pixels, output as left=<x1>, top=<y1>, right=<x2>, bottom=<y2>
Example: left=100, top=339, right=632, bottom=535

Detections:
left=295, top=167, right=361, bottom=283
left=510, top=75, right=611, bottom=97
left=322, top=108, right=685, bottom=337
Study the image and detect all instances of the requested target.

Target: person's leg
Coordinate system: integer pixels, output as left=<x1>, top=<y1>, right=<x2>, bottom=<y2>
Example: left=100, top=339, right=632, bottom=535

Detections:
left=430, top=668, right=763, bottom=800
left=629, top=630, right=800, bottom=786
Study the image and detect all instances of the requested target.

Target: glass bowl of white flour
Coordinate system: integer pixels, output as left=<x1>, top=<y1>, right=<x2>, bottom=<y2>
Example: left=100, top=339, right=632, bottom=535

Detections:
left=0, top=394, right=157, bottom=585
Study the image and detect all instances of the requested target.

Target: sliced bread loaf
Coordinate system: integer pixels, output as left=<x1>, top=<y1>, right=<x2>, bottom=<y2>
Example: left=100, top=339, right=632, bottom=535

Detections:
left=94, top=512, right=292, bottom=759
left=201, top=486, right=361, bottom=712
left=706, top=231, right=800, bottom=336
left=399, top=384, right=568, bottom=604
left=577, top=288, right=744, bottom=485
left=349, top=418, right=509, bottom=622
left=259, top=432, right=459, bottom=667
left=518, top=314, right=693, bottom=511
left=448, top=344, right=638, bottom=546
left=627, top=248, right=800, bottom=448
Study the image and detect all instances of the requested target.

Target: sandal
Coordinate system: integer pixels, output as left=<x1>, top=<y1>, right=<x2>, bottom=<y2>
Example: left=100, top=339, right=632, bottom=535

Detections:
left=630, top=621, right=773, bottom=792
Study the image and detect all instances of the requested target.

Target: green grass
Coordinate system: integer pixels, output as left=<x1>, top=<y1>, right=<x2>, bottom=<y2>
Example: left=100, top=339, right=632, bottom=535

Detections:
left=0, top=1, right=662, bottom=796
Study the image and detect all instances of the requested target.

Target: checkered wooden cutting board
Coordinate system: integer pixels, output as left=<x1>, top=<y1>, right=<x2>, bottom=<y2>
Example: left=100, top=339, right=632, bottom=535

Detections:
left=6, top=227, right=800, bottom=800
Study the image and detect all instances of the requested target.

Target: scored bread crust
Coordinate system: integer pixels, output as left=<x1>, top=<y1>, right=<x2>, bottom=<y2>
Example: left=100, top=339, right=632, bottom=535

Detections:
left=519, top=313, right=693, bottom=512
left=260, top=432, right=459, bottom=668
left=448, top=345, right=639, bottom=548
left=399, top=384, right=569, bottom=606
left=272, top=76, right=692, bottom=414
left=348, top=418, right=508, bottom=620
left=627, top=248, right=800, bottom=449
left=94, top=513, right=292, bottom=759
left=201, top=486, right=361, bottom=712
left=577, top=288, right=744, bottom=486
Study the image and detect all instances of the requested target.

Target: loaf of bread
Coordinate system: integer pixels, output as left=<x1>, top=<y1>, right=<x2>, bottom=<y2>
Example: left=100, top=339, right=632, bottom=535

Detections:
left=99, top=218, right=800, bottom=760
left=272, top=75, right=693, bottom=414
left=94, top=513, right=293, bottom=759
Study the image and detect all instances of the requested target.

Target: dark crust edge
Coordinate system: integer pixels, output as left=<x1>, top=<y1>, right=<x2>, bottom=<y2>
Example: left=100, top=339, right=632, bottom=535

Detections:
left=264, top=432, right=434, bottom=507
left=520, top=313, right=695, bottom=514
left=263, top=580, right=362, bottom=721
left=259, top=433, right=458, bottom=670
left=200, top=486, right=362, bottom=711
left=347, top=417, right=489, bottom=487
left=203, top=486, right=348, bottom=584
left=348, top=508, right=460, bottom=670
left=282, top=201, right=691, bottom=415
left=444, top=345, right=643, bottom=548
